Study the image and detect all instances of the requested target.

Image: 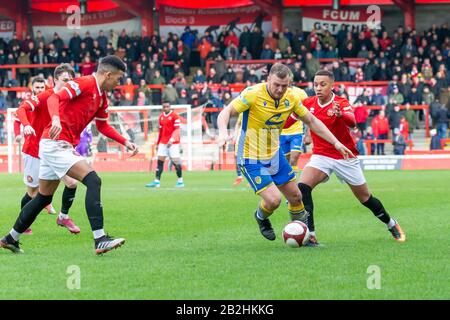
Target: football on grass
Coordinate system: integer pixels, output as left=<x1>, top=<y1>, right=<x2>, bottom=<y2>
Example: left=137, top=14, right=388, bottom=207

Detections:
left=282, top=221, right=310, bottom=248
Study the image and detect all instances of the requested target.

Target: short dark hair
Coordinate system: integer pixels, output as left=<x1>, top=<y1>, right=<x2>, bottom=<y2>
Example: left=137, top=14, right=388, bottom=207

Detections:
left=98, top=55, right=127, bottom=73
left=269, top=63, right=292, bottom=79
left=315, top=70, right=335, bottom=81
left=54, top=63, right=75, bottom=79
left=31, top=77, right=45, bottom=85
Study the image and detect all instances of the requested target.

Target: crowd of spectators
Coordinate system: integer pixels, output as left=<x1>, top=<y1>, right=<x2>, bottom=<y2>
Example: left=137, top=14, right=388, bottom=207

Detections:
left=1, top=22, right=450, bottom=151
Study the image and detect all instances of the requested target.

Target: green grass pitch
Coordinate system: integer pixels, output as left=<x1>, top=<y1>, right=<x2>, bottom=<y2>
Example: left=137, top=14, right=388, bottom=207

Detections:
left=0, top=170, right=449, bottom=300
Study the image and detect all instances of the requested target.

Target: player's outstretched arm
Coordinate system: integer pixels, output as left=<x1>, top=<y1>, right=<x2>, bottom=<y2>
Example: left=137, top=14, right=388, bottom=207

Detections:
left=301, top=111, right=355, bottom=159
left=95, top=119, right=139, bottom=157
left=217, top=104, right=238, bottom=147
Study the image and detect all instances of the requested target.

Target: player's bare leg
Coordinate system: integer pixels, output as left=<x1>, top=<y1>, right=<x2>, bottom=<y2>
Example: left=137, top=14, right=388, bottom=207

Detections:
left=66, top=160, right=125, bottom=254
left=348, top=183, right=406, bottom=242
left=172, top=157, right=184, bottom=187
left=297, top=166, right=328, bottom=246
left=56, top=175, right=80, bottom=234
left=1, top=179, right=59, bottom=253
left=146, top=156, right=166, bottom=188
left=278, top=180, right=308, bottom=223
left=289, top=151, right=301, bottom=177
left=254, top=184, right=282, bottom=241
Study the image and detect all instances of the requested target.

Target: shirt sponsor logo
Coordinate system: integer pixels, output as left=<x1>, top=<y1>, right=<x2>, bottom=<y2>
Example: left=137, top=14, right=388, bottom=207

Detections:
left=265, top=113, right=284, bottom=126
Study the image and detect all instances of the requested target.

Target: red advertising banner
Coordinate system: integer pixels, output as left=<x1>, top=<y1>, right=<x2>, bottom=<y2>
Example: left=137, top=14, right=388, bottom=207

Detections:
left=31, top=8, right=141, bottom=42
left=159, top=5, right=271, bottom=37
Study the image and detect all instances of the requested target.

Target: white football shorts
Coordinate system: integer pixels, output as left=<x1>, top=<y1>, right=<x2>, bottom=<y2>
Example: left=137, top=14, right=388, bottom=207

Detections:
left=39, top=139, right=85, bottom=180
left=304, top=154, right=366, bottom=186
left=23, top=153, right=40, bottom=188
left=157, top=143, right=180, bottom=158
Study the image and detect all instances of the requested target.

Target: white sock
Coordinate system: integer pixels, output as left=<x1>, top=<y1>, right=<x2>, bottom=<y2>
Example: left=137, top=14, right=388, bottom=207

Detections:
left=10, top=228, right=21, bottom=241
left=59, top=213, right=69, bottom=220
left=387, top=219, right=396, bottom=229
left=155, top=179, right=160, bottom=183
left=309, top=231, right=316, bottom=237
left=178, top=178, right=183, bottom=183
left=93, top=229, right=106, bottom=239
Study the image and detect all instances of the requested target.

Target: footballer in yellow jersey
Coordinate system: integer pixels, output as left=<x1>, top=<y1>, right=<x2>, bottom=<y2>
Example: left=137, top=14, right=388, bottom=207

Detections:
left=217, top=63, right=353, bottom=242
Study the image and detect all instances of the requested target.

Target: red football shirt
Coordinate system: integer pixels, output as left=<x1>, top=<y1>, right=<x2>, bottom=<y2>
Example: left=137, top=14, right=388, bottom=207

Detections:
left=158, top=111, right=181, bottom=144
left=42, top=75, right=117, bottom=146
left=303, top=94, right=359, bottom=160
left=16, top=89, right=55, bottom=158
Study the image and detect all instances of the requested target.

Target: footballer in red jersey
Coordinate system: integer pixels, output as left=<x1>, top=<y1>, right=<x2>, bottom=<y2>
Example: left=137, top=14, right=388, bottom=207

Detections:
left=285, top=70, right=405, bottom=245
left=145, top=101, right=184, bottom=188
left=1, top=56, right=138, bottom=255
left=14, top=64, right=81, bottom=234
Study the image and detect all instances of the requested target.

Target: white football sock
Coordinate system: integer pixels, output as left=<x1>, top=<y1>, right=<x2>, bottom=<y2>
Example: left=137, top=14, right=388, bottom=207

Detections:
left=59, top=213, right=69, bottom=220
left=387, top=219, right=396, bottom=229
left=10, top=228, right=21, bottom=241
left=93, top=229, right=106, bottom=240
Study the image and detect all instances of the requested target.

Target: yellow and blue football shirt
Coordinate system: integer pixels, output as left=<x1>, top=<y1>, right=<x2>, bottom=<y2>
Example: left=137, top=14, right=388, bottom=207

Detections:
left=232, top=83, right=308, bottom=162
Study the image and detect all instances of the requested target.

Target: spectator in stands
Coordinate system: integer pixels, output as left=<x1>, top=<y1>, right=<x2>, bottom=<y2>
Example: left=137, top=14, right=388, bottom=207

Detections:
left=239, top=26, right=251, bottom=52
left=224, top=42, right=239, bottom=61
left=79, top=56, right=96, bottom=76
left=354, top=67, right=365, bottom=83
left=260, top=44, right=274, bottom=60
left=0, top=92, right=6, bottom=110
left=403, top=103, right=416, bottom=137
left=389, top=85, right=404, bottom=105
left=263, top=32, right=277, bottom=52
left=176, top=89, right=190, bottom=105
left=135, top=79, right=152, bottom=103
left=222, top=67, right=236, bottom=83
left=0, top=112, right=4, bottom=144
left=389, top=104, right=402, bottom=135
left=244, top=68, right=259, bottom=84
left=399, top=115, right=410, bottom=140
left=194, top=69, right=206, bottom=84
left=305, top=52, right=320, bottom=81
left=198, top=38, right=212, bottom=67
left=422, top=86, right=435, bottom=105
left=354, top=89, right=371, bottom=105
left=205, top=67, right=219, bottom=84
left=278, top=33, right=289, bottom=53
left=354, top=102, right=370, bottom=134
left=249, top=26, right=264, bottom=59
left=238, top=47, right=252, bottom=60
left=162, top=83, right=178, bottom=105
left=181, top=26, right=196, bottom=50
left=371, top=109, right=389, bottom=155
left=170, top=71, right=187, bottom=92
left=370, top=89, right=387, bottom=106
left=406, top=86, right=421, bottom=105
left=130, top=63, right=144, bottom=85
left=392, top=128, right=407, bottom=155
left=151, top=69, right=166, bottom=85
left=34, top=30, right=45, bottom=47
left=430, top=128, right=442, bottom=150
left=364, top=126, right=376, bottom=155
left=52, top=32, right=64, bottom=53
left=435, top=103, right=450, bottom=139
left=17, top=51, right=31, bottom=87
left=274, top=48, right=283, bottom=60
left=350, top=127, right=365, bottom=155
